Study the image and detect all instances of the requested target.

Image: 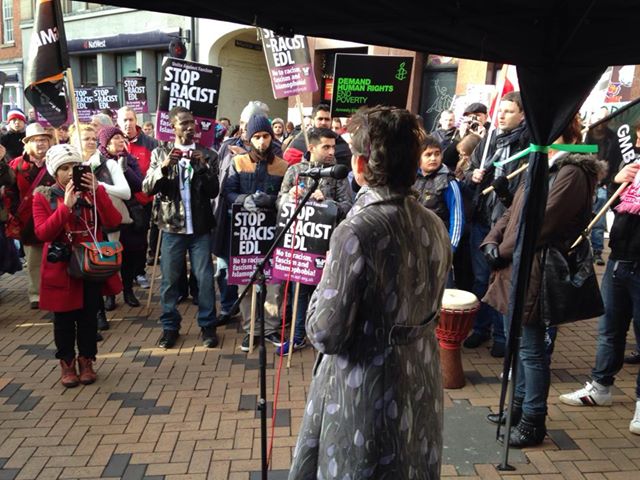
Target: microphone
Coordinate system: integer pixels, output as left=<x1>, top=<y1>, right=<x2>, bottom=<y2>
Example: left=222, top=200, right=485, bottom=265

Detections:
left=298, top=164, right=349, bottom=180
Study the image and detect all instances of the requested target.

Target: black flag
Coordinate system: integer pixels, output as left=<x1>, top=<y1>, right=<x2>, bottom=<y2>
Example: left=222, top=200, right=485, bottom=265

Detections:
left=23, top=0, right=69, bottom=127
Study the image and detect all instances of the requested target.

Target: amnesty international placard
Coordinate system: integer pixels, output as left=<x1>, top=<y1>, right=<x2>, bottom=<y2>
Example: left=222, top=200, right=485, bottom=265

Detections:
left=228, top=205, right=278, bottom=285
left=331, top=54, right=413, bottom=116
left=272, top=201, right=337, bottom=285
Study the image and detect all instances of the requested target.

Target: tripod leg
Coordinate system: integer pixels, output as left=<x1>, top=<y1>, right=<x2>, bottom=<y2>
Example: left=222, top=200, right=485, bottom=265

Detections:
left=248, top=285, right=257, bottom=353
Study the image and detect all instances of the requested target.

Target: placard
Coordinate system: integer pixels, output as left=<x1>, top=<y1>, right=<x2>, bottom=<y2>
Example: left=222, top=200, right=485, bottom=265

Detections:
left=331, top=54, right=413, bottom=117
left=228, top=204, right=278, bottom=285
left=260, top=28, right=318, bottom=99
left=272, top=201, right=337, bottom=285
left=123, top=76, right=148, bottom=113
left=156, top=57, right=222, bottom=148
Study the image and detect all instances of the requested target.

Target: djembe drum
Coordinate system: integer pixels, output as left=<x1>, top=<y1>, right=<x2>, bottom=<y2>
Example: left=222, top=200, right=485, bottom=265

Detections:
left=436, top=289, right=480, bottom=389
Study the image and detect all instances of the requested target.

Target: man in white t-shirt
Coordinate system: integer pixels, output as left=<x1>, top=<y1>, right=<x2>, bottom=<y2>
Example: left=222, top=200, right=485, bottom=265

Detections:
left=142, top=107, right=220, bottom=349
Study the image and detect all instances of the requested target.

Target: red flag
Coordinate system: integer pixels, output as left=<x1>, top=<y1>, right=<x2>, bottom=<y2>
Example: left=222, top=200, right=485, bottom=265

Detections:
left=488, top=65, right=519, bottom=126
left=24, top=0, right=69, bottom=127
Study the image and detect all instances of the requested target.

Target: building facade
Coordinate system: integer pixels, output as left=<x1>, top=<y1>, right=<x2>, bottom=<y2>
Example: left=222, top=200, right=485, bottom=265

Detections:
left=20, top=2, right=191, bottom=123
left=1, top=0, right=23, bottom=119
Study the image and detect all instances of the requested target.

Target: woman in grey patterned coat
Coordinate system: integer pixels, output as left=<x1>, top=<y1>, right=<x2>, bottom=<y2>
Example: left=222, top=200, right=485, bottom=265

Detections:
left=289, top=106, right=452, bottom=480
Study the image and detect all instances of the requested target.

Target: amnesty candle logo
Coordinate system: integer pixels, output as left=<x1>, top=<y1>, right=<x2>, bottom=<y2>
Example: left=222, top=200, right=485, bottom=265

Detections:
left=24, top=0, right=69, bottom=128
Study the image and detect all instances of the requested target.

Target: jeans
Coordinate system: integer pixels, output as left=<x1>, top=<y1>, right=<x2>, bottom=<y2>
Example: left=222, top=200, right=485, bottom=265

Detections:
left=159, top=232, right=216, bottom=331
left=469, top=223, right=506, bottom=345
left=590, top=186, right=608, bottom=254
left=515, top=322, right=550, bottom=416
left=285, top=283, right=315, bottom=340
left=592, top=260, right=640, bottom=398
left=53, top=281, right=102, bottom=362
left=24, top=245, right=43, bottom=303
left=178, top=261, right=198, bottom=300
left=215, top=256, right=238, bottom=314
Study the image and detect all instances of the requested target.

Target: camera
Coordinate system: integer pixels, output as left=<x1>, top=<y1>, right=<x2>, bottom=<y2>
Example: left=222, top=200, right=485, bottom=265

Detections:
left=467, top=115, right=481, bottom=132
left=47, top=241, right=71, bottom=263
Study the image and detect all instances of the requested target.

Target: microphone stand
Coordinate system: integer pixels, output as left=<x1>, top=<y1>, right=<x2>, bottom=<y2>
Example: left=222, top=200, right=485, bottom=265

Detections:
left=228, top=177, right=320, bottom=480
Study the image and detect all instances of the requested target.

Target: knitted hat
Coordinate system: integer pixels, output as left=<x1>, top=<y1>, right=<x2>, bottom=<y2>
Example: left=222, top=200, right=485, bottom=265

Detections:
left=246, top=114, right=273, bottom=139
left=7, top=108, right=26, bottom=123
left=98, top=125, right=124, bottom=148
left=271, top=117, right=285, bottom=128
left=239, top=101, right=270, bottom=123
left=45, top=144, right=82, bottom=176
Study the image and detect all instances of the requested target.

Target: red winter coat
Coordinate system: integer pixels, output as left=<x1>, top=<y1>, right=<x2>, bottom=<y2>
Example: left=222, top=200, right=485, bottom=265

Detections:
left=127, top=126, right=158, bottom=205
left=32, top=184, right=122, bottom=312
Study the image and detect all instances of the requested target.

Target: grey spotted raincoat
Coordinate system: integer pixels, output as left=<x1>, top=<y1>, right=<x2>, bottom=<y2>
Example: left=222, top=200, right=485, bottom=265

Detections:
left=289, top=185, right=452, bottom=480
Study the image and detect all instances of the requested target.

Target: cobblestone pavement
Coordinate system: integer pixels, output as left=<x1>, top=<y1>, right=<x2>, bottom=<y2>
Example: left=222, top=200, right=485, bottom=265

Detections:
left=0, top=256, right=639, bottom=479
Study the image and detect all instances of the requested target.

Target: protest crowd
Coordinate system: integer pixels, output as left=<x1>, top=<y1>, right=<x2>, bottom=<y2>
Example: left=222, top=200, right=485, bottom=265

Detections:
left=2, top=66, right=640, bottom=477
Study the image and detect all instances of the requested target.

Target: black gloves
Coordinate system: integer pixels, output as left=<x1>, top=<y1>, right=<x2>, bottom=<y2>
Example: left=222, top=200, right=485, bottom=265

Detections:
left=481, top=243, right=506, bottom=270
left=241, top=192, right=274, bottom=212
left=492, top=176, right=513, bottom=207
left=252, top=191, right=272, bottom=208
left=242, top=194, right=258, bottom=212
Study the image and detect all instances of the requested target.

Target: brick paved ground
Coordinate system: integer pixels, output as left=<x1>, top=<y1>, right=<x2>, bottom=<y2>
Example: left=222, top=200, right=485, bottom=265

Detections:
left=0, top=254, right=639, bottom=479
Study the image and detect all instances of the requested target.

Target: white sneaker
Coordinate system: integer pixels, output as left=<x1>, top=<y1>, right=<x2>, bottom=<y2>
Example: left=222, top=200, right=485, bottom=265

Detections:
left=135, top=275, right=150, bottom=289
left=630, top=401, right=640, bottom=435
left=559, top=381, right=612, bottom=406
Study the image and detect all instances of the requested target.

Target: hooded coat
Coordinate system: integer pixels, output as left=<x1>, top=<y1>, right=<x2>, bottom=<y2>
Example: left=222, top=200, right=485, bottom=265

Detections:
left=481, top=154, right=603, bottom=326
left=32, top=184, right=122, bottom=312
left=289, top=186, right=452, bottom=480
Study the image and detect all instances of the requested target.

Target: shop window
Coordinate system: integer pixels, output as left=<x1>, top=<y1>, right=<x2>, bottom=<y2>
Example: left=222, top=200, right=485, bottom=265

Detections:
left=80, top=56, right=98, bottom=86
left=117, top=53, right=138, bottom=103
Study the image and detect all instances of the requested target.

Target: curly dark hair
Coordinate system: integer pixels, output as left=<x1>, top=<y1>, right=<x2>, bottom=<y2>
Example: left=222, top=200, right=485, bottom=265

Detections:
left=348, top=106, right=425, bottom=189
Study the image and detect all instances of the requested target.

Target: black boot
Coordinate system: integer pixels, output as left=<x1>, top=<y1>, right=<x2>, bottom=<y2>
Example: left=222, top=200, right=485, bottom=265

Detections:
left=505, top=414, right=546, bottom=448
left=123, top=289, right=141, bottom=307
left=487, top=397, right=523, bottom=426
left=97, top=309, right=109, bottom=331
left=104, top=295, right=116, bottom=311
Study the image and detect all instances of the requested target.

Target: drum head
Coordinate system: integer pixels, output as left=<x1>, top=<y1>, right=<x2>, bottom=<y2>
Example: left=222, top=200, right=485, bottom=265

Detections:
left=441, top=289, right=479, bottom=310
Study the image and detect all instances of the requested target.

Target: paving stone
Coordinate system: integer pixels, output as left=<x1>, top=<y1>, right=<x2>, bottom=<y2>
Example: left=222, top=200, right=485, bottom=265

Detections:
left=121, top=464, right=147, bottom=480
left=15, top=345, right=55, bottom=361
left=249, top=470, right=289, bottom=480
left=102, top=453, right=132, bottom=478
left=0, top=245, right=638, bottom=479
left=0, top=384, right=22, bottom=398
left=549, top=429, right=580, bottom=450
left=0, top=470, right=19, bottom=480
left=238, top=395, right=256, bottom=411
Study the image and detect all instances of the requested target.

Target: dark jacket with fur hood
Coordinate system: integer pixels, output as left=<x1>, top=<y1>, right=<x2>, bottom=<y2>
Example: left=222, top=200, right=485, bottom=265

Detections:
left=481, top=153, right=605, bottom=326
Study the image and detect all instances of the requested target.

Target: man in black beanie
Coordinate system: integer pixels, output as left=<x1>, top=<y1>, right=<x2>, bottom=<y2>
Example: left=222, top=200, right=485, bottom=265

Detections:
left=222, top=114, right=289, bottom=351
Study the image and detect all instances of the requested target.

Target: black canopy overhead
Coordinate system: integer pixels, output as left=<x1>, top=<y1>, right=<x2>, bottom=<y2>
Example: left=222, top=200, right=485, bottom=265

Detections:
left=100, top=1, right=639, bottom=67
left=97, top=0, right=624, bottom=460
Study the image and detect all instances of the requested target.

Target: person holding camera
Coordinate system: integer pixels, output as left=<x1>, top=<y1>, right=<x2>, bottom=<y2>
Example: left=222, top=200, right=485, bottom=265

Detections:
left=32, top=144, right=122, bottom=388
left=459, top=103, right=490, bottom=139
left=143, top=106, right=220, bottom=350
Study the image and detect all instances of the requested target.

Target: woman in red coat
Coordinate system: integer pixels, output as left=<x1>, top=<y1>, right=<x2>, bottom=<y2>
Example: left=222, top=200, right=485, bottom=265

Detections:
left=32, top=144, right=121, bottom=388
